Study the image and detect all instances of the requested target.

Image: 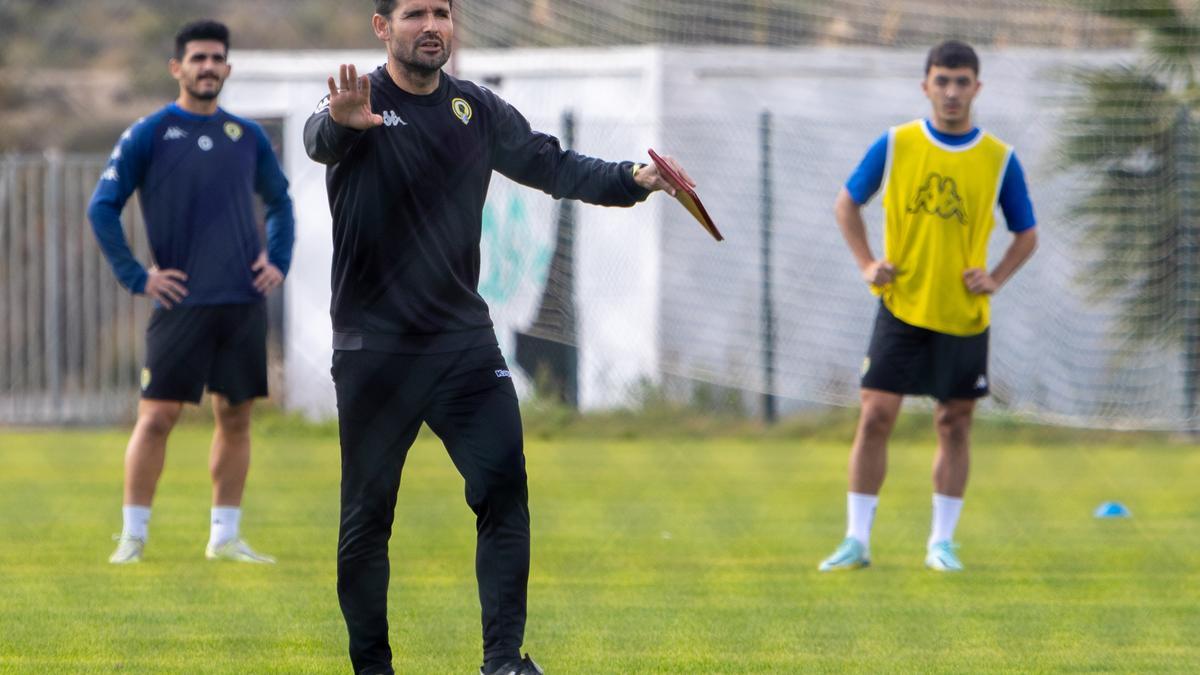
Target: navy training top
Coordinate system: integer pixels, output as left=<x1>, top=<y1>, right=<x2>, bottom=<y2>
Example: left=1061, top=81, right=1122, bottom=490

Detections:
left=88, top=103, right=295, bottom=305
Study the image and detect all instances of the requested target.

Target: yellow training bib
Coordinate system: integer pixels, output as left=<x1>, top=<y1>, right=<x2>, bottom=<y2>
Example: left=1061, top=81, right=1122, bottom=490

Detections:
left=876, top=119, right=1012, bottom=336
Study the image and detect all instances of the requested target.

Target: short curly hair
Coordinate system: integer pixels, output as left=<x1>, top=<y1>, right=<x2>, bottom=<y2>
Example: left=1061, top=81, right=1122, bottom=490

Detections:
left=174, top=20, right=229, bottom=59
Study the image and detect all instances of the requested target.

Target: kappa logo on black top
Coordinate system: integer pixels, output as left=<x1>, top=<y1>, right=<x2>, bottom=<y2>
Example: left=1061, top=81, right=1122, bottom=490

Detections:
left=907, top=173, right=968, bottom=225
left=381, top=110, right=407, bottom=127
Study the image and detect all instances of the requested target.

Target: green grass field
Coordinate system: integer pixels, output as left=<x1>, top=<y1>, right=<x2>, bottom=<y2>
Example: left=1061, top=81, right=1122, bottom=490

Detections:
left=1, top=410, right=1198, bottom=673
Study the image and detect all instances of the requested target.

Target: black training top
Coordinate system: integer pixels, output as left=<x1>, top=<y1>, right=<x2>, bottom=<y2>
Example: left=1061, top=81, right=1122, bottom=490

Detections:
left=304, top=66, right=650, bottom=354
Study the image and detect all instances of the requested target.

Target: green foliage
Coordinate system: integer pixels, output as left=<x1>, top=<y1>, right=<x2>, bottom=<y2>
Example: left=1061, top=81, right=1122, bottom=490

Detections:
left=1081, top=0, right=1200, bottom=77
left=1063, top=4, right=1200, bottom=349
left=1, top=424, right=1197, bottom=672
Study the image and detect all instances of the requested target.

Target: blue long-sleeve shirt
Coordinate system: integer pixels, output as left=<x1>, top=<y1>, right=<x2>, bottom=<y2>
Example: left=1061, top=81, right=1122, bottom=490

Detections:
left=87, top=103, right=295, bottom=304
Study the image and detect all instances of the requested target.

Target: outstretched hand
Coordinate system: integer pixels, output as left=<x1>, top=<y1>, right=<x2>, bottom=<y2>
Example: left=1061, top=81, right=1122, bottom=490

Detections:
left=635, top=154, right=695, bottom=197
left=327, top=64, right=383, bottom=130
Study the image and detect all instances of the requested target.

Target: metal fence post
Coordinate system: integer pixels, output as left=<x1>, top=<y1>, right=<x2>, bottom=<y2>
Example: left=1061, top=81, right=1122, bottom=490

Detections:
left=760, top=109, right=777, bottom=425
left=44, top=150, right=63, bottom=419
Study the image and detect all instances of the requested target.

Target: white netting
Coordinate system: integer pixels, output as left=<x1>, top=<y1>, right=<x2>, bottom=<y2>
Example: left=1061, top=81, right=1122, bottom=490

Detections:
left=6, top=1, right=1200, bottom=429
left=448, top=3, right=1200, bottom=429
left=455, top=1, right=1128, bottom=49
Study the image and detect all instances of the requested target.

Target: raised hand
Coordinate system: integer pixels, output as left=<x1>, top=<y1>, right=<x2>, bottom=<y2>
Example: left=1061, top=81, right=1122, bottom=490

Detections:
left=143, top=267, right=188, bottom=308
left=327, top=64, right=383, bottom=130
left=635, top=154, right=696, bottom=197
left=252, top=251, right=284, bottom=295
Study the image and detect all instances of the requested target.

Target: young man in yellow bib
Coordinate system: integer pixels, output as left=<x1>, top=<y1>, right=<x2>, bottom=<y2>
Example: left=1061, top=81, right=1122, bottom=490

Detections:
left=819, top=40, right=1038, bottom=573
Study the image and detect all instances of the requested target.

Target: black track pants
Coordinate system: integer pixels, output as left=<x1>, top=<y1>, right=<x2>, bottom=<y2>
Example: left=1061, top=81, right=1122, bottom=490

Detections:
left=332, top=345, right=528, bottom=674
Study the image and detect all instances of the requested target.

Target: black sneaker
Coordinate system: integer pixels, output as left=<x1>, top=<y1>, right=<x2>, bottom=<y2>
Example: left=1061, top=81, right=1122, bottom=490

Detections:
left=480, top=654, right=544, bottom=675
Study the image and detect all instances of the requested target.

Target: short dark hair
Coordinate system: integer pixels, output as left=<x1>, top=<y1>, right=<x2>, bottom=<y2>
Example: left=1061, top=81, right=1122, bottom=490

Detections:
left=373, top=0, right=452, bottom=17
left=925, top=40, right=979, bottom=75
left=174, top=20, right=230, bottom=60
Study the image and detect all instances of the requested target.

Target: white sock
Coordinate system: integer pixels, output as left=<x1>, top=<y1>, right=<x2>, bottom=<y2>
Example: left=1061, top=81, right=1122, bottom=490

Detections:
left=209, top=506, right=241, bottom=547
left=846, top=492, right=878, bottom=548
left=122, top=505, right=151, bottom=541
left=929, top=493, right=964, bottom=547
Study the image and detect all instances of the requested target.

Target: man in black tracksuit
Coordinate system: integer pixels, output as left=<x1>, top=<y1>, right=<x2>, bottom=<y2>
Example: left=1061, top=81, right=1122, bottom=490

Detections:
left=303, top=2, right=692, bottom=673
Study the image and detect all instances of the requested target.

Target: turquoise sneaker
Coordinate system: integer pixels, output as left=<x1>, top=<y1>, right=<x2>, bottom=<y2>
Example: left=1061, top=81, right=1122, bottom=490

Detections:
left=818, top=537, right=870, bottom=572
left=925, top=540, right=963, bottom=572
left=205, top=538, right=276, bottom=564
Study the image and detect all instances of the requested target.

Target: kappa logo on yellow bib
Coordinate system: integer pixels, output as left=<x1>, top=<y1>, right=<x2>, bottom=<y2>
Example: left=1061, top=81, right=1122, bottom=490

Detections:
left=223, top=121, right=243, bottom=142
left=141, top=368, right=152, bottom=391
left=907, top=172, right=968, bottom=224
left=451, top=97, right=473, bottom=126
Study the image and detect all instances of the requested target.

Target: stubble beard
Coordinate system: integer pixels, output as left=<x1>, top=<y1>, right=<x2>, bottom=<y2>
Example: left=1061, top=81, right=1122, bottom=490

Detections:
left=394, top=38, right=451, bottom=77
left=186, top=78, right=223, bottom=101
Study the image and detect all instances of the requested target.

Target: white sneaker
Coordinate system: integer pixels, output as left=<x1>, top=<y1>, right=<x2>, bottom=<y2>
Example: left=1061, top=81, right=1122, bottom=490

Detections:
left=205, top=538, right=276, bottom=564
left=109, top=535, right=145, bottom=564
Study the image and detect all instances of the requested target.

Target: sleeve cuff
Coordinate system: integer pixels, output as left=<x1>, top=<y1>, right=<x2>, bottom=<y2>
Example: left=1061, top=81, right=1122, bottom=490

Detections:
left=130, top=269, right=148, bottom=295
left=621, top=161, right=652, bottom=202
left=329, top=118, right=364, bottom=141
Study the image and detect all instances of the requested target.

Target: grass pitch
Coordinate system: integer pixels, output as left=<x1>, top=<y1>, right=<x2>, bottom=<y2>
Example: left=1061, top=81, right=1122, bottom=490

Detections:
left=0, top=410, right=1197, bottom=673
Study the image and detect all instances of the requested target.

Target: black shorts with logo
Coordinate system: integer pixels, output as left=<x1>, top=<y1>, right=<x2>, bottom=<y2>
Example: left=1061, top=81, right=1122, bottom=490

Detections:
left=141, top=302, right=268, bottom=405
left=860, top=301, right=989, bottom=402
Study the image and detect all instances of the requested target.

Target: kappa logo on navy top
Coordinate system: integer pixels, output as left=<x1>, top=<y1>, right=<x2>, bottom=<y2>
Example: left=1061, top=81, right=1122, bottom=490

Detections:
left=163, top=126, right=188, bottom=141
left=381, top=110, right=407, bottom=127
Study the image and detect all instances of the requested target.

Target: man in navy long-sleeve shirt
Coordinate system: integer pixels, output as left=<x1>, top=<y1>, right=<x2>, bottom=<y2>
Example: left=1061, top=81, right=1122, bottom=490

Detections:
left=88, top=20, right=295, bottom=566
left=304, top=2, right=695, bottom=674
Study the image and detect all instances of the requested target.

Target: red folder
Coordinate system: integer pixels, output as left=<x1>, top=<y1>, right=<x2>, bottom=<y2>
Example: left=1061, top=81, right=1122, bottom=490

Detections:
left=648, top=148, right=723, bottom=242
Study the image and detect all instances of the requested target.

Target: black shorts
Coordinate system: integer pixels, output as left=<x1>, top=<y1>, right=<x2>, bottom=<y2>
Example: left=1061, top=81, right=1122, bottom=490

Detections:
left=141, top=302, right=268, bottom=405
left=860, top=302, right=989, bottom=402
